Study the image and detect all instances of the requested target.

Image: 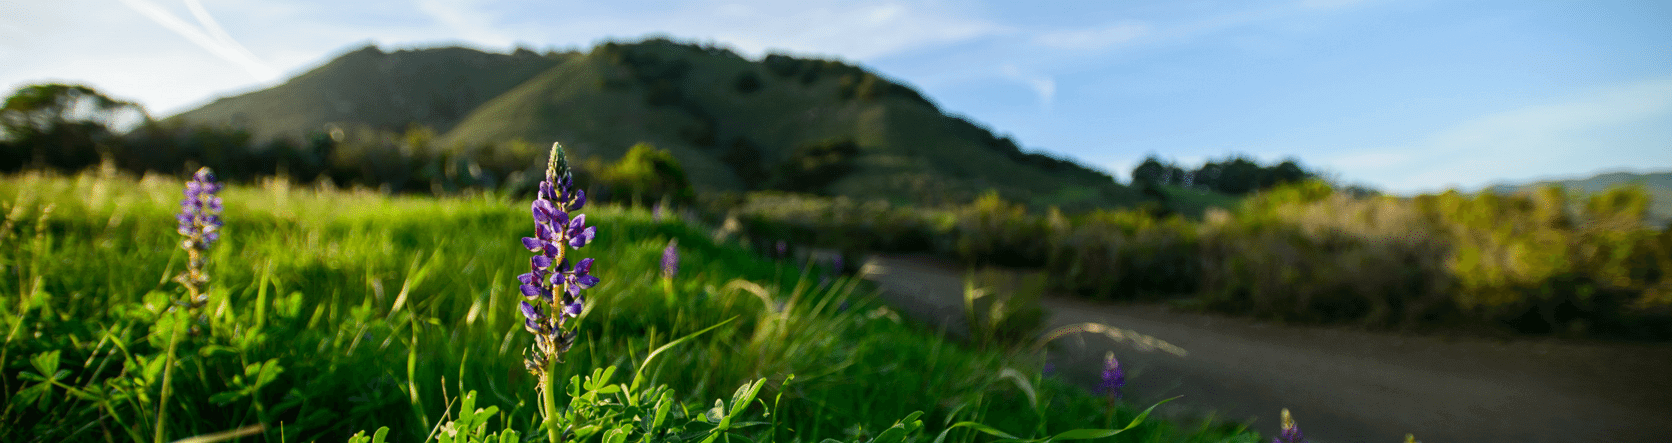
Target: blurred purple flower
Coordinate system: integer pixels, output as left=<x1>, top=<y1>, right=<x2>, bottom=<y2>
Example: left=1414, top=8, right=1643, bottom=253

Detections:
left=175, top=167, right=222, bottom=308
left=661, top=238, right=679, bottom=281
left=518, top=143, right=599, bottom=375
left=1043, top=362, right=1055, bottom=377
left=1098, top=352, right=1125, bottom=399
left=1273, top=409, right=1307, bottom=443
left=775, top=240, right=787, bottom=259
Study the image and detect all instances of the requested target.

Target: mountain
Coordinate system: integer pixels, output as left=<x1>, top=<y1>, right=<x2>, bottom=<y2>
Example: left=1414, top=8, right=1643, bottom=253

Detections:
left=170, top=45, right=567, bottom=140
left=1487, top=171, right=1672, bottom=226
left=166, top=39, right=1135, bottom=209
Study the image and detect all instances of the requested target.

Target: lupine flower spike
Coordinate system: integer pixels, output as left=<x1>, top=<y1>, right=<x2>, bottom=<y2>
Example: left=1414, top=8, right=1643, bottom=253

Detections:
left=661, top=238, right=679, bottom=281
left=1099, top=351, right=1125, bottom=400
left=1273, top=408, right=1307, bottom=443
left=175, top=167, right=223, bottom=309
left=517, top=143, right=599, bottom=378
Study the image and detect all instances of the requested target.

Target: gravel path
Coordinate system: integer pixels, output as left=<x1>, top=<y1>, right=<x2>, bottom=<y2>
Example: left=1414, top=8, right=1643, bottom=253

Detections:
left=857, top=253, right=1672, bottom=443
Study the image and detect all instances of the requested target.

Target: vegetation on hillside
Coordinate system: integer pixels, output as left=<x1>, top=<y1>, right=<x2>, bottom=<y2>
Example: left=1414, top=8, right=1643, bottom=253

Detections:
left=729, top=182, right=1672, bottom=338
left=0, top=170, right=1251, bottom=442
left=158, top=38, right=1135, bottom=209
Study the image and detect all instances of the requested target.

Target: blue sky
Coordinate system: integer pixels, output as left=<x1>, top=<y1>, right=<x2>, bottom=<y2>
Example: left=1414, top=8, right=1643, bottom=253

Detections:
left=3, top=0, right=1668, bottom=193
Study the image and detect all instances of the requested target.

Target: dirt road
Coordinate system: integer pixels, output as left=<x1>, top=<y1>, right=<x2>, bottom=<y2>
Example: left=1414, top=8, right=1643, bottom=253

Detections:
left=858, top=253, right=1672, bottom=443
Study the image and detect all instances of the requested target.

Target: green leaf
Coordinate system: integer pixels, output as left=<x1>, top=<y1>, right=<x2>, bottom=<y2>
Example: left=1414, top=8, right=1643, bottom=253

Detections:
left=208, top=391, right=244, bottom=405
left=651, top=391, right=673, bottom=432
left=996, top=368, right=1037, bottom=409
left=197, top=345, right=239, bottom=358
left=727, top=379, right=765, bottom=416
left=253, top=359, right=284, bottom=388
left=873, top=412, right=925, bottom=443
left=943, top=422, right=1019, bottom=441
left=29, top=350, right=60, bottom=377
left=15, top=382, right=51, bottom=411
left=632, top=317, right=737, bottom=392
left=1119, top=396, right=1179, bottom=431
left=1044, top=429, right=1123, bottom=441
left=603, top=425, right=631, bottom=443
left=142, top=354, right=166, bottom=384
left=705, top=399, right=725, bottom=423
left=372, top=426, right=389, bottom=443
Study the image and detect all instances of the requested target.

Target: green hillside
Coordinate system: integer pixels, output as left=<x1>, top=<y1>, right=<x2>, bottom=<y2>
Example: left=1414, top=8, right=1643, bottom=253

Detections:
left=165, top=39, right=1135, bottom=209
left=1489, top=171, right=1672, bottom=226
left=167, top=45, right=568, bottom=141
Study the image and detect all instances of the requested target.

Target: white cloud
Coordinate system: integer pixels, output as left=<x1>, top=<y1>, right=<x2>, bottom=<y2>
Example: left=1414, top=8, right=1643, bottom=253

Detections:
left=114, top=0, right=279, bottom=81
left=1034, top=21, right=1150, bottom=50
left=999, top=64, right=1055, bottom=109
left=1326, top=76, right=1672, bottom=194
left=414, top=0, right=515, bottom=48
left=622, top=1, right=1008, bottom=61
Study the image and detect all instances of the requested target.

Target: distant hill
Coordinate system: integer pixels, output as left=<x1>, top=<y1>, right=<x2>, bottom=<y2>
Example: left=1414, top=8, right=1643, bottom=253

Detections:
left=169, top=45, right=566, bottom=140
left=167, top=39, right=1136, bottom=209
left=1487, top=171, right=1672, bottom=226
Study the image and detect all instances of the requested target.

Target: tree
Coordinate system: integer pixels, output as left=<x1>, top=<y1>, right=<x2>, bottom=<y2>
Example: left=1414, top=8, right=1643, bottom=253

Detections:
left=601, top=143, right=695, bottom=206
left=0, top=83, right=146, bottom=171
left=1131, top=156, right=1169, bottom=186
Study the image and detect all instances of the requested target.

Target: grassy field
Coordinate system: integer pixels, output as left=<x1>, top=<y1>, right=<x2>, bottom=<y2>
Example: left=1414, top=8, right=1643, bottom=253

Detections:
left=0, top=170, right=1254, bottom=442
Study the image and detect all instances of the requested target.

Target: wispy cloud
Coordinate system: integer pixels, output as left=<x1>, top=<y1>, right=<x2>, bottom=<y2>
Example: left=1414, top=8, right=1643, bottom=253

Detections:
left=415, top=0, right=515, bottom=48
left=1000, top=64, right=1055, bottom=109
left=1329, top=76, right=1672, bottom=194
left=546, top=0, right=1008, bottom=61
left=115, top=0, right=278, bottom=81
left=1034, top=21, right=1150, bottom=50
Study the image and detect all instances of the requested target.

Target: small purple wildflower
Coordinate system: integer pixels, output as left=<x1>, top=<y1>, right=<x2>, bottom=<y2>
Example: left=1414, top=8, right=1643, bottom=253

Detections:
left=652, top=202, right=663, bottom=222
left=517, top=143, right=599, bottom=376
left=661, top=238, right=679, bottom=281
left=175, top=167, right=222, bottom=308
left=1273, top=409, right=1307, bottom=443
left=775, top=240, right=787, bottom=259
left=1098, top=352, right=1125, bottom=399
left=1042, top=362, right=1055, bottom=377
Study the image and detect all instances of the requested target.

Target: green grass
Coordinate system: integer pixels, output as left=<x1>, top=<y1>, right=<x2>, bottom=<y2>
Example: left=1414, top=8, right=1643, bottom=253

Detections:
left=0, top=170, right=1253, bottom=442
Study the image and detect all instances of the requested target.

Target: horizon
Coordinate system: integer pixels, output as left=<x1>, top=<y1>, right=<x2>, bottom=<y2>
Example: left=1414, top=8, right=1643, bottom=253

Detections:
left=3, top=0, right=1669, bottom=195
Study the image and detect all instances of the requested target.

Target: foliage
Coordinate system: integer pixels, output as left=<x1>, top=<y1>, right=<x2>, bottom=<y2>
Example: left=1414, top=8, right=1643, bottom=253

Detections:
left=0, top=171, right=1247, bottom=442
left=1130, top=155, right=1314, bottom=196
left=731, top=179, right=1672, bottom=337
left=0, top=84, right=145, bottom=172
left=594, top=142, right=696, bottom=206
left=149, top=37, right=1139, bottom=208
left=962, top=269, right=1049, bottom=349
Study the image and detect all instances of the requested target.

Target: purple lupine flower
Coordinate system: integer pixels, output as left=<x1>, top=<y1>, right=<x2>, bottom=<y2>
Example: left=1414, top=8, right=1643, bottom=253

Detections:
left=517, top=143, right=600, bottom=376
left=652, top=202, right=663, bottom=222
left=1273, top=409, right=1307, bottom=443
left=175, top=167, right=222, bottom=308
left=661, top=238, right=679, bottom=281
left=1098, top=352, right=1125, bottom=399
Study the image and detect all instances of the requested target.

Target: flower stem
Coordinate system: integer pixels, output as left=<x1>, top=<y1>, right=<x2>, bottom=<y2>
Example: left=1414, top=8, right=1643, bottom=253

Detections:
left=154, top=318, right=182, bottom=443
left=541, top=367, right=562, bottom=443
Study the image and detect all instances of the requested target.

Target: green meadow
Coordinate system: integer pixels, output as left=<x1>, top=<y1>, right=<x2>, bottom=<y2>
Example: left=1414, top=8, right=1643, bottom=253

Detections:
left=0, top=170, right=1253, bottom=442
